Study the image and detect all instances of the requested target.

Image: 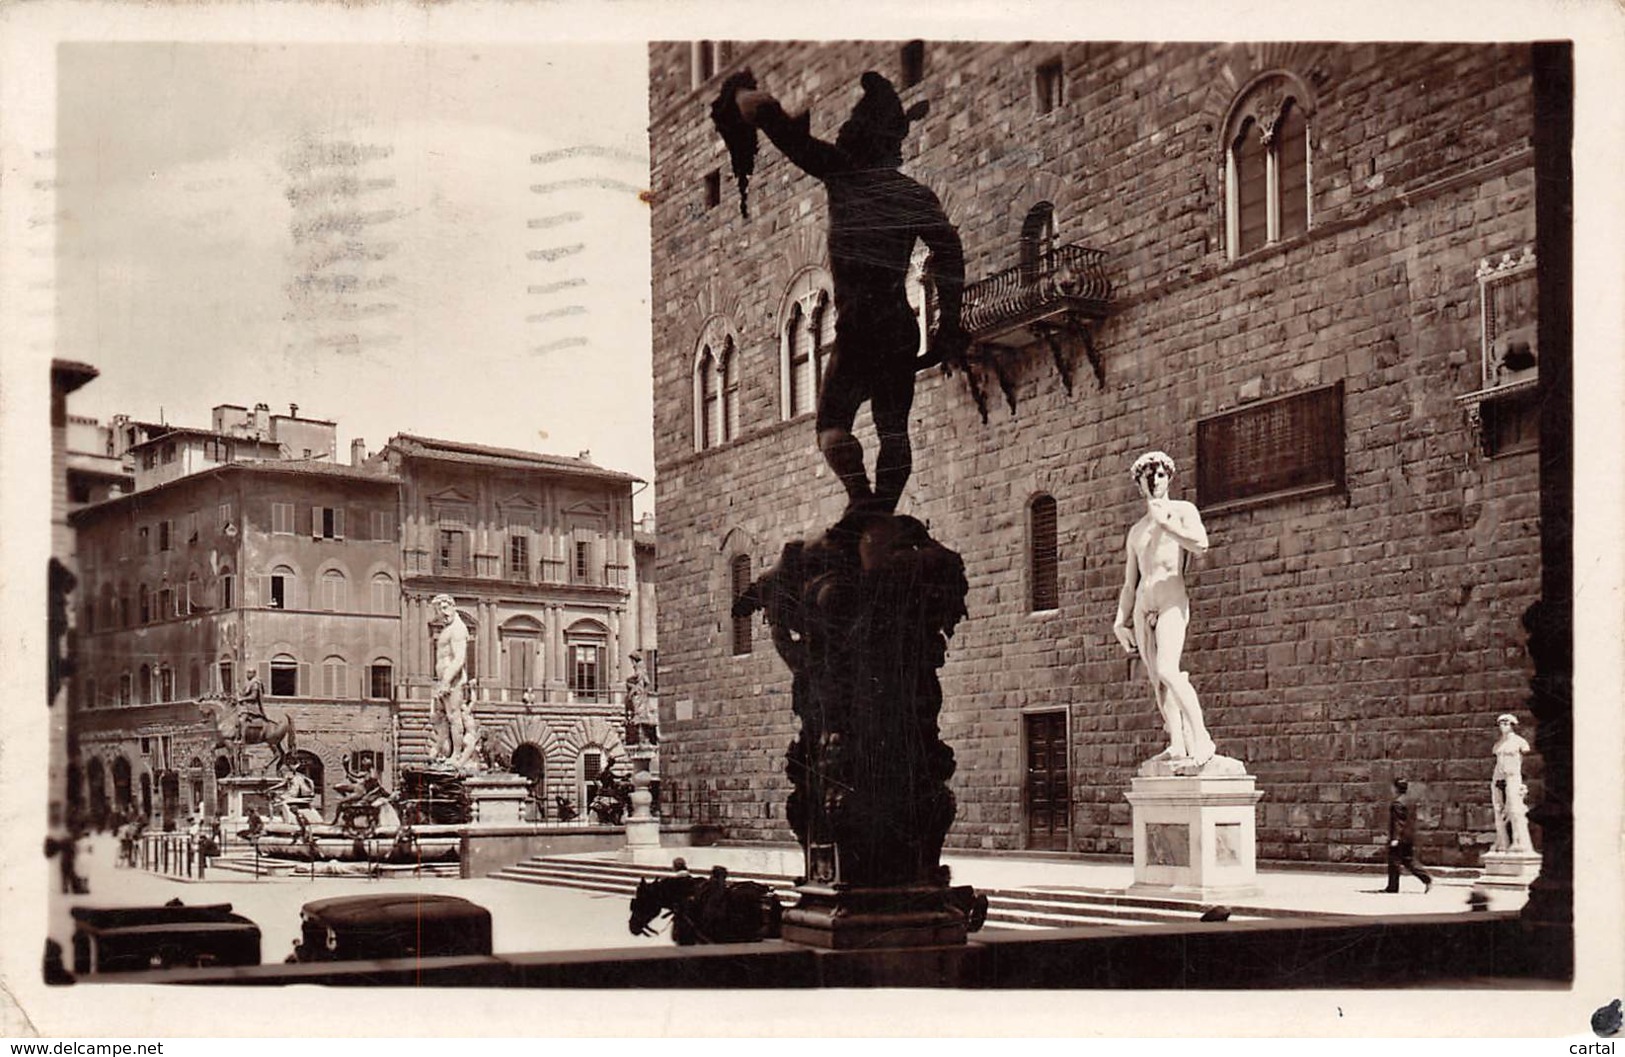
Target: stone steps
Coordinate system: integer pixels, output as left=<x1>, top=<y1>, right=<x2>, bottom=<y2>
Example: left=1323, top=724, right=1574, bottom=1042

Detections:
left=488, top=856, right=1278, bottom=929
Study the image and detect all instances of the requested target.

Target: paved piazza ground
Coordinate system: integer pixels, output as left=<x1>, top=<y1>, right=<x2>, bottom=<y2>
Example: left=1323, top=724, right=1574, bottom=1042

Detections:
left=49, top=835, right=650, bottom=964
left=47, top=831, right=1528, bottom=971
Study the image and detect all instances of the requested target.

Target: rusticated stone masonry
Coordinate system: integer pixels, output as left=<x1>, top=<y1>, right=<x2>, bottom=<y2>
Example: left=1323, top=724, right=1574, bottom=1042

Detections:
left=649, top=41, right=1541, bottom=869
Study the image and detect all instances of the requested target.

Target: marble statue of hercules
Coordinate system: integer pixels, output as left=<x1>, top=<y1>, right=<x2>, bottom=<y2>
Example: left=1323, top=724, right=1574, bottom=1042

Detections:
left=430, top=594, right=470, bottom=766
left=1113, top=451, right=1216, bottom=765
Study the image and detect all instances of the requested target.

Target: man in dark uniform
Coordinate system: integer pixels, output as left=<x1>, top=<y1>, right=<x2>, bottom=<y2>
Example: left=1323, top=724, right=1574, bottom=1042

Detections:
left=729, top=71, right=969, bottom=514
left=1385, top=777, right=1433, bottom=893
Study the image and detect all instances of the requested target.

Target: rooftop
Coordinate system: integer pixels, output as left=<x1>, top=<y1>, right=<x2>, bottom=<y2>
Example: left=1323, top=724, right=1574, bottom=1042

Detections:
left=126, top=426, right=282, bottom=451
left=387, top=433, right=643, bottom=484
left=68, top=457, right=398, bottom=520
left=51, top=359, right=99, bottom=394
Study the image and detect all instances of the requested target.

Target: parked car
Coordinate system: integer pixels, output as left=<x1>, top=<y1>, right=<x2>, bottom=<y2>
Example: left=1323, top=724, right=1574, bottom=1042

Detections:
left=289, top=894, right=493, bottom=963
left=71, top=902, right=261, bottom=973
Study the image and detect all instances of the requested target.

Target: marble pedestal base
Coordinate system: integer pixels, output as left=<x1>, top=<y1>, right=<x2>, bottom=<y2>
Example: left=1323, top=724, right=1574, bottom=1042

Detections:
left=618, top=768, right=663, bottom=863
left=1477, top=849, right=1543, bottom=890
left=1125, top=768, right=1264, bottom=899
left=218, top=776, right=280, bottom=821
left=464, top=774, right=532, bottom=825
left=781, top=885, right=968, bottom=950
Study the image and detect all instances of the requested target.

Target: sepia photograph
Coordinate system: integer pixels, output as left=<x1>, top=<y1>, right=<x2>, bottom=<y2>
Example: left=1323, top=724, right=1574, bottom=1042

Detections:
left=2, top=0, right=1622, bottom=1042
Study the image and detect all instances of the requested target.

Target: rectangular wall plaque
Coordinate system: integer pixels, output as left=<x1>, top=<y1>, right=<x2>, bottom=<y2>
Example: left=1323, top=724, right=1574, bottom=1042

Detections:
left=1197, top=381, right=1345, bottom=510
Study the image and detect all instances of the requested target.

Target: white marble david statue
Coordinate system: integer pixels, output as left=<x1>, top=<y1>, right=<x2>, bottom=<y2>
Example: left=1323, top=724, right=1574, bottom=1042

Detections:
left=1491, top=712, right=1534, bottom=852
left=1113, top=451, right=1237, bottom=776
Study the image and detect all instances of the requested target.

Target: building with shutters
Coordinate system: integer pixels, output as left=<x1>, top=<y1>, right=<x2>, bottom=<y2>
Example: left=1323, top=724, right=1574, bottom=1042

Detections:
left=382, top=434, right=651, bottom=815
left=648, top=41, right=1549, bottom=867
left=67, top=410, right=651, bottom=829
left=69, top=442, right=402, bottom=828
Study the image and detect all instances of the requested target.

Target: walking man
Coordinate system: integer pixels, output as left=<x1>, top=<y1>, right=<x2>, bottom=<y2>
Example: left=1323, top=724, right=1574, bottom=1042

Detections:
left=1385, top=777, right=1433, bottom=893
left=1112, top=451, right=1216, bottom=765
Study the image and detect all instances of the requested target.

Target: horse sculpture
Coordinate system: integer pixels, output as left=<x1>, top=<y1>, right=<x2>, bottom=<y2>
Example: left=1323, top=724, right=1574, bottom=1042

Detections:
left=628, top=867, right=784, bottom=945
left=198, top=694, right=296, bottom=772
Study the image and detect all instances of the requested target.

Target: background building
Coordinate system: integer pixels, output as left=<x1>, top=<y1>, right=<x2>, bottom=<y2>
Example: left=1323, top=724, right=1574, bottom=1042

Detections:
left=70, top=432, right=400, bottom=827
left=51, top=360, right=100, bottom=843
left=648, top=41, right=1545, bottom=866
left=383, top=434, right=651, bottom=816
left=68, top=409, right=652, bottom=827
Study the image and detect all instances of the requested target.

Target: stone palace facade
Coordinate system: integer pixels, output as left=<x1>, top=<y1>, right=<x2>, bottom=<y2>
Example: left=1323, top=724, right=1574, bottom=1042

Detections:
left=647, top=41, right=1546, bottom=867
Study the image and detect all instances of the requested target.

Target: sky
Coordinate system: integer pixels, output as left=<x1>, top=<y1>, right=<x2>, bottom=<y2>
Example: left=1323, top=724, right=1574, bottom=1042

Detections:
left=57, top=41, right=657, bottom=515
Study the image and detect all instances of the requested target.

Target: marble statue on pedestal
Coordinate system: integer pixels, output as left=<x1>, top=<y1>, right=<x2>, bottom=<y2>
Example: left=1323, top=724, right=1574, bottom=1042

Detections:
left=429, top=594, right=484, bottom=773
left=625, top=651, right=658, bottom=746
left=1113, top=451, right=1229, bottom=775
left=1492, top=713, right=1534, bottom=852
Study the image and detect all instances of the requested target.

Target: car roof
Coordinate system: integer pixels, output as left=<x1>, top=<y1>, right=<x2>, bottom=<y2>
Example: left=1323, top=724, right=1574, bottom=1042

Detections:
left=300, top=894, right=484, bottom=925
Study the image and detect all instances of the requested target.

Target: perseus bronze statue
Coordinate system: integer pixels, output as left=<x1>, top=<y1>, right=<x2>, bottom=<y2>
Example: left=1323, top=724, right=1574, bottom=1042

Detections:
left=718, top=68, right=982, bottom=947
left=715, top=69, right=969, bottom=515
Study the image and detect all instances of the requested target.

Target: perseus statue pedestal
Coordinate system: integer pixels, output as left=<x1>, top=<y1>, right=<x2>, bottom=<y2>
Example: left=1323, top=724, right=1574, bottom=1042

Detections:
left=736, top=511, right=975, bottom=949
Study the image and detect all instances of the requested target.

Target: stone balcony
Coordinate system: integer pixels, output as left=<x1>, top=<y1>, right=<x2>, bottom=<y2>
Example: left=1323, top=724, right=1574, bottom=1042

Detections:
left=959, top=243, right=1112, bottom=418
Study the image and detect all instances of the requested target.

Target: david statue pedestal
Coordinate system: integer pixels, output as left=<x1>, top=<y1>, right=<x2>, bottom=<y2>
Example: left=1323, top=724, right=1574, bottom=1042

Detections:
left=1114, top=452, right=1263, bottom=899
left=1125, top=759, right=1264, bottom=899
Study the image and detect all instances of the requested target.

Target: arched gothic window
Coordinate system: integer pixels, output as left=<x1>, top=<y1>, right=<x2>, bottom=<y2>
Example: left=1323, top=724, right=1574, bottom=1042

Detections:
left=780, top=271, right=835, bottom=420
left=693, top=317, right=743, bottom=451
left=698, top=349, right=718, bottom=449
left=785, top=303, right=812, bottom=417
left=1224, top=75, right=1314, bottom=259
left=719, top=338, right=739, bottom=442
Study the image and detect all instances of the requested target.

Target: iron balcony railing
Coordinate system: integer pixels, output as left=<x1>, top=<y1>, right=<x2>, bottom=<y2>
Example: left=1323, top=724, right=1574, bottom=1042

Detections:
left=962, top=243, right=1111, bottom=339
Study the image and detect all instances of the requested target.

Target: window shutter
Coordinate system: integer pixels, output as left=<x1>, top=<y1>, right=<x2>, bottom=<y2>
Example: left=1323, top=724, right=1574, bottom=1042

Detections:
left=334, top=508, right=345, bottom=540
left=1277, top=101, right=1309, bottom=240
left=1234, top=119, right=1268, bottom=255
left=260, top=661, right=272, bottom=689
left=731, top=554, right=753, bottom=655
left=311, top=506, right=322, bottom=540
left=1030, top=495, right=1059, bottom=612
left=298, top=663, right=311, bottom=696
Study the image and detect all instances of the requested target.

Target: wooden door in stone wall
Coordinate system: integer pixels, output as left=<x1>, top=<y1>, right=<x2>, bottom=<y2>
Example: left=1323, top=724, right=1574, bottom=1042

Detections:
left=1024, top=711, right=1070, bottom=851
